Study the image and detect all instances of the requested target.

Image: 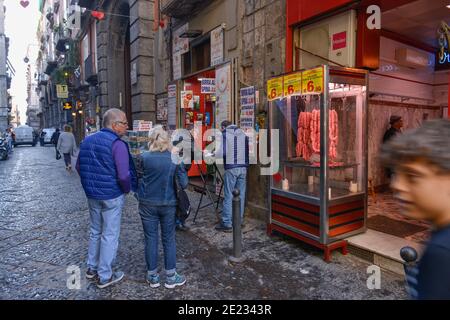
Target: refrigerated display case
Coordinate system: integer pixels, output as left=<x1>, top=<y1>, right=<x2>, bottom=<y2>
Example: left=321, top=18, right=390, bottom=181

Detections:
left=267, top=65, right=368, bottom=262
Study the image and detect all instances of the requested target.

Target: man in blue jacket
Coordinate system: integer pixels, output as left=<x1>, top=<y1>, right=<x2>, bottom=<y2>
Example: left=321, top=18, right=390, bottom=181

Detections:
left=214, top=121, right=249, bottom=232
left=76, top=108, right=137, bottom=288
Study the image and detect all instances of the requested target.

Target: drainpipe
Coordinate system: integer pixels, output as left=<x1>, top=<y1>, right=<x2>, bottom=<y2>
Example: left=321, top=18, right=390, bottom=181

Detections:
left=153, top=0, right=160, bottom=31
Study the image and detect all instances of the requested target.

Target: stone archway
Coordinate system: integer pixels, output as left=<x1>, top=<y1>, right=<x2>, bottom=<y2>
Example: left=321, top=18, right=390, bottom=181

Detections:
left=97, top=0, right=131, bottom=124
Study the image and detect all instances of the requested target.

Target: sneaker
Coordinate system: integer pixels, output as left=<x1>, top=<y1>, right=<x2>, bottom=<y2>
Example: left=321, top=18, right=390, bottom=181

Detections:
left=165, top=273, right=186, bottom=289
left=146, top=274, right=160, bottom=288
left=86, top=268, right=98, bottom=280
left=97, top=271, right=124, bottom=289
left=176, top=224, right=189, bottom=232
left=215, top=224, right=232, bottom=233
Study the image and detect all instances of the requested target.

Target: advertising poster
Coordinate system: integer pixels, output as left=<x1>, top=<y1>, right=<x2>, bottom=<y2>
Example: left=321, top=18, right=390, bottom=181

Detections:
left=302, top=66, right=324, bottom=94
left=181, top=91, right=194, bottom=109
left=240, top=86, right=256, bottom=157
left=215, top=63, right=231, bottom=128
left=283, top=72, right=302, bottom=96
left=267, top=77, right=283, bottom=101
left=211, top=26, right=224, bottom=67
left=201, top=78, right=216, bottom=94
left=167, top=84, right=177, bottom=130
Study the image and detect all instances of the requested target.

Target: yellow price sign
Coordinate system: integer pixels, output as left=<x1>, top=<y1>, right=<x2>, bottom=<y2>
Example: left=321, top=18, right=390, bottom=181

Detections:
left=283, top=72, right=302, bottom=96
left=267, top=77, right=283, bottom=101
left=302, top=66, right=324, bottom=95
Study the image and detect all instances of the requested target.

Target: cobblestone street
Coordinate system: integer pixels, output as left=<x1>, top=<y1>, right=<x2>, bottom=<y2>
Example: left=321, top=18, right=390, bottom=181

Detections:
left=0, top=146, right=408, bottom=300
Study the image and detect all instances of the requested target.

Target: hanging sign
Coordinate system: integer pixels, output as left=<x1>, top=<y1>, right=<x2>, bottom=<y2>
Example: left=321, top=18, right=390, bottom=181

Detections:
left=283, top=72, right=302, bottom=96
left=167, top=84, right=177, bottom=130
left=436, top=49, right=450, bottom=72
left=267, top=77, right=283, bottom=101
left=181, top=91, right=194, bottom=109
left=201, top=78, right=216, bottom=94
left=56, top=84, right=69, bottom=98
left=62, top=101, right=72, bottom=110
left=302, top=66, right=324, bottom=94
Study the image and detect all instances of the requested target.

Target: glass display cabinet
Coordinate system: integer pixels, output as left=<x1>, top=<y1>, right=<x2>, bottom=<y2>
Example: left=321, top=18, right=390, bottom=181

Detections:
left=267, top=65, right=368, bottom=262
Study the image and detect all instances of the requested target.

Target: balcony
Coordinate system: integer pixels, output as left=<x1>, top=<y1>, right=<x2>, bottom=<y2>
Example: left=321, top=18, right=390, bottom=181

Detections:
left=77, top=0, right=96, bottom=9
left=84, top=54, right=97, bottom=85
left=44, top=60, right=58, bottom=75
left=161, top=0, right=210, bottom=19
left=55, top=28, right=70, bottom=52
left=38, top=74, right=49, bottom=86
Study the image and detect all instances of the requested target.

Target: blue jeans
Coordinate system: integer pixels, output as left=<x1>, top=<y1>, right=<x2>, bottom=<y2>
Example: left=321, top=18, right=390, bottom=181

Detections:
left=139, top=204, right=177, bottom=276
left=222, top=167, right=247, bottom=228
left=87, top=194, right=125, bottom=282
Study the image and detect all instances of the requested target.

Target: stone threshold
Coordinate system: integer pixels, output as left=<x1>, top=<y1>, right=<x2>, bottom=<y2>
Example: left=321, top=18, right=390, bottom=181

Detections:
left=346, top=229, right=424, bottom=275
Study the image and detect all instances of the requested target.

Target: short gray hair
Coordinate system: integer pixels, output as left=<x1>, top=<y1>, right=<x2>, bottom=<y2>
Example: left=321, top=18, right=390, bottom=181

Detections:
left=148, top=125, right=170, bottom=152
left=103, top=108, right=125, bottom=128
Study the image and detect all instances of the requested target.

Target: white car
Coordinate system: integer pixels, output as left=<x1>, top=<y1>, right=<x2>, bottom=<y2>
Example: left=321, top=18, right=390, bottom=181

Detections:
left=42, top=128, right=56, bottom=145
left=14, top=125, right=36, bottom=147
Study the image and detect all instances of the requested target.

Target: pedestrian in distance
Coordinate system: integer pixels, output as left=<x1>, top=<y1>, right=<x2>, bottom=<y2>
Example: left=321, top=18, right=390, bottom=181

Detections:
left=382, top=115, right=404, bottom=178
left=51, top=128, right=61, bottom=159
left=76, top=108, right=137, bottom=289
left=57, top=125, right=77, bottom=172
left=381, top=119, right=450, bottom=300
left=213, top=120, right=249, bottom=232
left=39, top=130, right=46, bottom=146
left=136, top=125, right=188, bottom=289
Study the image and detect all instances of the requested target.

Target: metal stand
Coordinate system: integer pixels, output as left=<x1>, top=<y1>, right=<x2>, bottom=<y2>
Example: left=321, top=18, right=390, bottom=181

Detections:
left=191, top=162, right=224, bottom=223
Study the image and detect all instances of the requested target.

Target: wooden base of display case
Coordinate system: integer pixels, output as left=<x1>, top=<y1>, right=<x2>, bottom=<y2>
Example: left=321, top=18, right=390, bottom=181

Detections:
left=269, top=191, right=365, bottom=262
left=267, top=223, right=348, bottom=262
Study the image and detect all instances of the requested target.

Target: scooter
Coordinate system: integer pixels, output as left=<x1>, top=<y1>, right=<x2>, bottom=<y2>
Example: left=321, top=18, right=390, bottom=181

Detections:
left=0, top=137, right=8, bottom=160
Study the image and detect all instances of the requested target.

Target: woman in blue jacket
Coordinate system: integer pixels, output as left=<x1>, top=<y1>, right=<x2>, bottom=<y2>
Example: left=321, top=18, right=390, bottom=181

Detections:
left=137, top=126, right=189, bottom=289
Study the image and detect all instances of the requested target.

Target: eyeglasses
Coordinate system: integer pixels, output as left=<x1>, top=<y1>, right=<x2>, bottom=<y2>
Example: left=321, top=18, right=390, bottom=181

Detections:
left=115, top=121, right=128, bottom=126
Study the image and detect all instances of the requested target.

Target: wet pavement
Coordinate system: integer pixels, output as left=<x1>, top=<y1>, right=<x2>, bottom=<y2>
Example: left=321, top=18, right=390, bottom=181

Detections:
left=0, top=145, right=408, bottom=300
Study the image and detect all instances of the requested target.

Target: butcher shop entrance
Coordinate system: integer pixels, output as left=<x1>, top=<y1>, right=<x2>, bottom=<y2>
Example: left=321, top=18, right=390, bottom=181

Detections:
left=267, top=65, right=369, bottom=262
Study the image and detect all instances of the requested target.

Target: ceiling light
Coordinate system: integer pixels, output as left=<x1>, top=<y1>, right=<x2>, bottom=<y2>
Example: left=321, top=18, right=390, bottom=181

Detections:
left=447, top=4, right=450, bottom=8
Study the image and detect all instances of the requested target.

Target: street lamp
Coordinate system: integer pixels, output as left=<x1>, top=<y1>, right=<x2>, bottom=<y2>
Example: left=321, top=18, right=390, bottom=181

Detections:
left=23, top=44, right=40, bottom=64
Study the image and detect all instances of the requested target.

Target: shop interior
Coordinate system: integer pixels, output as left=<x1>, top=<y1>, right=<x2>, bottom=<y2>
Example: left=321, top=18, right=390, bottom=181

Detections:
left=365, top=0, right=449, bottom=246
left=180, top=69, right=216, bottom=177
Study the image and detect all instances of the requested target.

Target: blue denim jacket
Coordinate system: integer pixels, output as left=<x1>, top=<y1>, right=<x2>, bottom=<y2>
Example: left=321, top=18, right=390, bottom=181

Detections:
left=137, top=151, right=188, bottom=206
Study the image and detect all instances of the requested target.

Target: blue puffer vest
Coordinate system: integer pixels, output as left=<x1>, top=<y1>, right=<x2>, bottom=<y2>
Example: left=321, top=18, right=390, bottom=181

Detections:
left=78, top=128, right=137, bottom=200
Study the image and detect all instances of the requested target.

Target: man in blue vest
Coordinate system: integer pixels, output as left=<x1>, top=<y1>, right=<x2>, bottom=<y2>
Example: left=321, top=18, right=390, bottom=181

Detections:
left=214, top=120, right=249, bottom=232
left=76, top=108, right=137, bottom=289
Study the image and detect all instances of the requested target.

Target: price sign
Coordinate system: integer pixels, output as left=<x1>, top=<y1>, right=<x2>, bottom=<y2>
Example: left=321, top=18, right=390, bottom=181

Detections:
left=301, top=66, right=324, bottom=95
left=267, top=77, right=283, bottom=101
left=283, top=72, right=302, bottom=96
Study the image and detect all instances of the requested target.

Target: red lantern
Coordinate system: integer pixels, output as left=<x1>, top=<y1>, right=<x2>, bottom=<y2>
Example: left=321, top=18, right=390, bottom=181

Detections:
left=91, top=11, right=105, bottom=20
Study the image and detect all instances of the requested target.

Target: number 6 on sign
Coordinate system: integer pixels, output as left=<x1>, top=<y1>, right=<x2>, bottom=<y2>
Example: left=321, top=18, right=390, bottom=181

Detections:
left=307, top=81, right=314, bottom=93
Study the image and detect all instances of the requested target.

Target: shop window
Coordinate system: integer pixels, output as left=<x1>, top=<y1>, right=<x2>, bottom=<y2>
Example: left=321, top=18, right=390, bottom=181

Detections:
left=181, top=35, right=211, bottom=76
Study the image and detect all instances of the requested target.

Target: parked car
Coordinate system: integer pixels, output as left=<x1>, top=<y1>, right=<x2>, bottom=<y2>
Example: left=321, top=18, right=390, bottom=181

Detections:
left=42, top=128, right=56, bottom=145
left=14, top=125, right=36, bottom=147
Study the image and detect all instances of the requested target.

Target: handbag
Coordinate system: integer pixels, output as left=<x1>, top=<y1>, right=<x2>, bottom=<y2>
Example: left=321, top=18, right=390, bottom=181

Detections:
left=174, top=171, right=191, bottom=222
left=56, top=150, right=61, bottom=160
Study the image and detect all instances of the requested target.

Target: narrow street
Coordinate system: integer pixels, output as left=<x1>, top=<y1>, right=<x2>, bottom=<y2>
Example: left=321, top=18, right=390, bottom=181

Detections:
left=0, top=146, right=407, bottom=300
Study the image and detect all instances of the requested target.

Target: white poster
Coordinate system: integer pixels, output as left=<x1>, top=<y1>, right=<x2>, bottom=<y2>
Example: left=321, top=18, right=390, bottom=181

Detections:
left=157, top=98, right=168, bottom=121
left=215, top=63, right=231, bottom=128
left=167, top=84, right=177, bottom=130
left=201, top=78, right=216, bottom=94
left=181, top=91, right=194, bottom=109
left=240, top=86, right=256, bottom=156
left=172, top=23, right=189, bottom=55
left=173, top=52, right=182, bottom=80
left=211, top=26, right=224, bottom=67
